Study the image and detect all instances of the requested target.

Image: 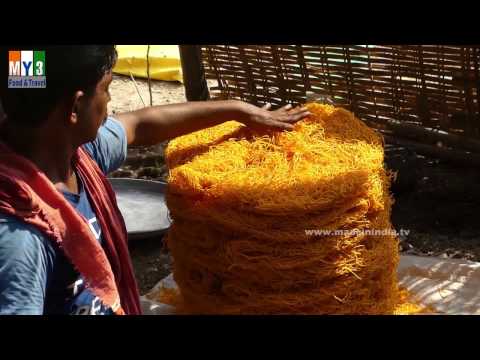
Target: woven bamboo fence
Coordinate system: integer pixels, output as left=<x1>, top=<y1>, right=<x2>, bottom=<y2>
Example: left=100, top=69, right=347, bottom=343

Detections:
left=182, top=45, right=480, bottom=165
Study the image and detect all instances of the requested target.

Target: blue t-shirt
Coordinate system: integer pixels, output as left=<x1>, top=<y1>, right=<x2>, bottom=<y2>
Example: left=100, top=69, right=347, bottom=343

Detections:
left=0, top=117, right=128, bottom=315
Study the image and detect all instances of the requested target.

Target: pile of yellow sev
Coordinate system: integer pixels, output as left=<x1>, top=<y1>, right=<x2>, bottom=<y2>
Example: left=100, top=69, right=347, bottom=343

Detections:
left=161, top=103, right=429, bottom=314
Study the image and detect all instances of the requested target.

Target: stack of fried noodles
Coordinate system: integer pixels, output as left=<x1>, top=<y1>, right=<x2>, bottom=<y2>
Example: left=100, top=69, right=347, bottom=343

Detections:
left=162, top=103, right=423, bottom=314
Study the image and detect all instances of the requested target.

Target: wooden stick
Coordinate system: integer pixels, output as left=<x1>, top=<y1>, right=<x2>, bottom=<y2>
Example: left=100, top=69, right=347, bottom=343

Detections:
left=179, top=45, right=210, bottom=101
left=367, top=118, right=480, bottom=154
left=383, top=134, right=480, bottom=166
left=128, top=71, right=146, bottom=107
left=147, top=45, right=153, bottom=107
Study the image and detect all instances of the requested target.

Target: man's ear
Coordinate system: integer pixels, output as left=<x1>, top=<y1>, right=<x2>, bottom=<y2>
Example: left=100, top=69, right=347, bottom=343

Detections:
left=69, top=90, right=85, bottom=125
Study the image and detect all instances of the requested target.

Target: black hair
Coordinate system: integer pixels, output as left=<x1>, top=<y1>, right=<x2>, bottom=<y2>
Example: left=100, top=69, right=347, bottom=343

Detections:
left=0, top=45, right=117, bottom=127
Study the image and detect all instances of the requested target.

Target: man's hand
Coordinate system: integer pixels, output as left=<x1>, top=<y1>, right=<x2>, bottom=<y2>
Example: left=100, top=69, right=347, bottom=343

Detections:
left=116, top=100, right=311, bottom=147
left=238, top=103, right=311, bottom=131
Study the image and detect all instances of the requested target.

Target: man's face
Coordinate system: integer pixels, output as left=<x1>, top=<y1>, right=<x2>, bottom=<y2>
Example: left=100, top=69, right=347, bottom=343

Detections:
left=75, top=71, right=113, bottom=144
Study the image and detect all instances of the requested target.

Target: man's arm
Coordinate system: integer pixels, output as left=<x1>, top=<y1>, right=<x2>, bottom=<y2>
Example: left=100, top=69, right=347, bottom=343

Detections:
left=0, top=217, right=53, bottom=315
left=115, top=100, right=311, bottom=146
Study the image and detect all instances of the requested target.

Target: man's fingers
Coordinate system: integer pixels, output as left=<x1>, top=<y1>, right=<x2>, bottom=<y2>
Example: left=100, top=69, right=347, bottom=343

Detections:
left=281, top=110, right=311, bottom=123
left=254, top=103, right=310, bottom=131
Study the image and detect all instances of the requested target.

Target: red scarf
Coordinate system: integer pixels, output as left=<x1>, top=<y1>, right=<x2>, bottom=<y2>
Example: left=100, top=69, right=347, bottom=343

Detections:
left=0, top=142, right=142, bottom=315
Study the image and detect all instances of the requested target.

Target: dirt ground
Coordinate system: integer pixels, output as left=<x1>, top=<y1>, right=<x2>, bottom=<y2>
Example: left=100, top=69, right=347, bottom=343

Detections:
left=108, top=74, right=480, bottom=295
left=389, top=150, right=480, bottom=261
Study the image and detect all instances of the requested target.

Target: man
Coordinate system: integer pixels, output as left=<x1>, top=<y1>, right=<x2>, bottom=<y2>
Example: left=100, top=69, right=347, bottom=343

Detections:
left=0, top=46, right=310, bottom=315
